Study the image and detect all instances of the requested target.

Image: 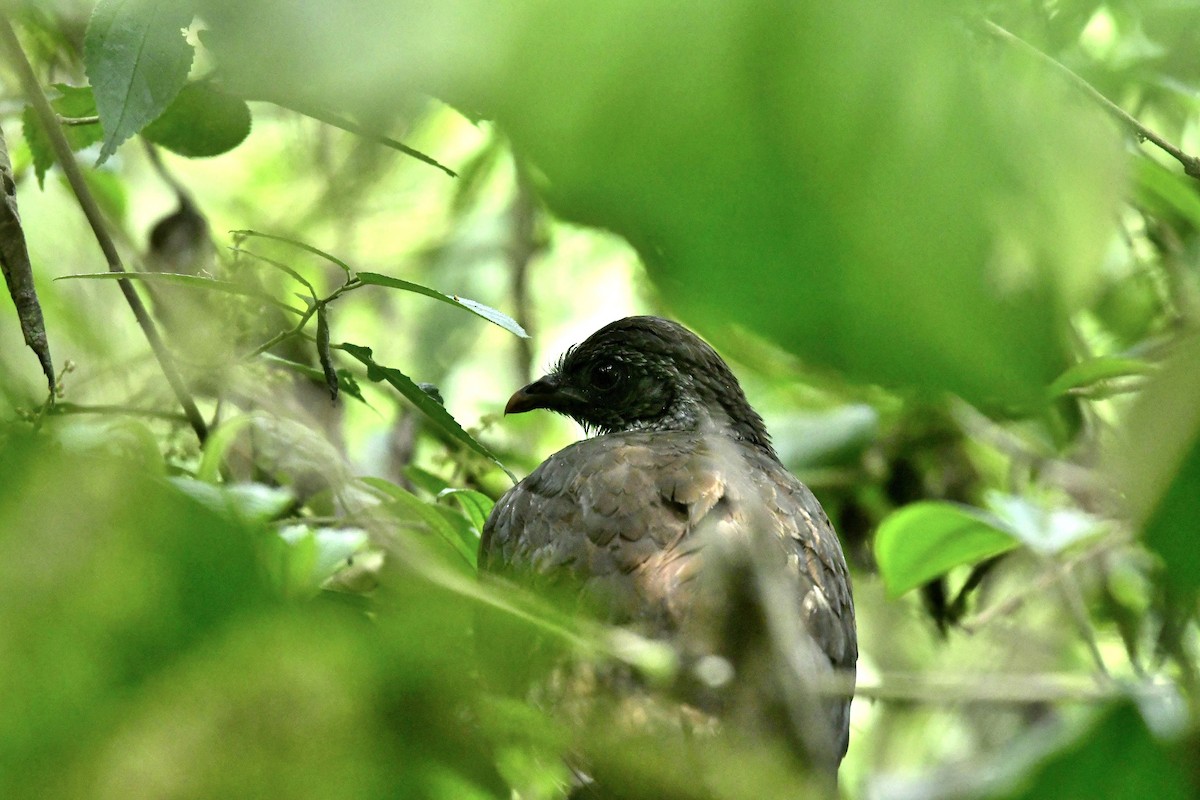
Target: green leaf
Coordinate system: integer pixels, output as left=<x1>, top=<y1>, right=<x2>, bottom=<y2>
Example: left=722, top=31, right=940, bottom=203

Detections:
left=1143, top=434, right=1200, bottom=595
left=21, top=84, right=102, bottom=187
left=438, top=488, right=495, bottom=534
left=1133, top=155, right=1200, bottom=230
left=1004, top=704, right=1191, bottom=800
left=874, top=501, right=1020, bottom=599
left=231, top=229, right=352, bottom=276
left=84, top=0, right=195, bottom=164
left=1048, top=356, right=1153, bottom=398
left=358, top=477, right=477, bottom=568
left=355, top=272, right=528, bottom=338
left=55, top=271, right=300, bottom=314
left=170, top=478, right=294, bottom=525
left=142, top=82, right=252, bottom=157
left=196, top=413, right=260, bottom=482
left=259, top=353, right=369, bottom=405
left=276, top=524, right=369, bottom=593
left=339, top=343, right=516, bottom=482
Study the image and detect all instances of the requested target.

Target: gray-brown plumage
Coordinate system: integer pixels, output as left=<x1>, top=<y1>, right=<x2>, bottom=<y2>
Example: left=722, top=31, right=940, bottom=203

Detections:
left=480, top=316, right=856, bottom=775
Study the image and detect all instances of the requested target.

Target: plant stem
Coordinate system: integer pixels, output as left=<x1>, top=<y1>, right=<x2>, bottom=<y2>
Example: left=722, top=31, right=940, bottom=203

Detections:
left=0, top=16, right=208, bottom=442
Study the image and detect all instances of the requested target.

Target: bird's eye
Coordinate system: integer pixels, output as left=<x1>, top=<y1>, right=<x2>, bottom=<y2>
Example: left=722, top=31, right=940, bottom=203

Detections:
left=590, top=362, right=621, bottom=391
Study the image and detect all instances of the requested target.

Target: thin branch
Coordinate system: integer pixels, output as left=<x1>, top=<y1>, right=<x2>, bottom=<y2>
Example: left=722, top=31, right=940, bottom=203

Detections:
left=58, top=114, right=99, bottom=126
left=813, top=670, right=1174, bottom=705
left=48, top=402, right=190, bottom=422
left=0, top=16, right=208, bottom=442
left=982, top=19, right=1200, bottom=180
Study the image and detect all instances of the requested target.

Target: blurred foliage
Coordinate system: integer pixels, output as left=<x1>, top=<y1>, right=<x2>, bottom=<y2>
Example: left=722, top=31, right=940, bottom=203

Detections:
left=1, top=0, right=1200, bottom=797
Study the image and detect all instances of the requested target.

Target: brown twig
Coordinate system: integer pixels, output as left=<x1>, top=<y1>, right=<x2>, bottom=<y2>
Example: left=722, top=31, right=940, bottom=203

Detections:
left=983, top=19, right=1200, bottom=180
left=0, top=16, right=208, bottom=443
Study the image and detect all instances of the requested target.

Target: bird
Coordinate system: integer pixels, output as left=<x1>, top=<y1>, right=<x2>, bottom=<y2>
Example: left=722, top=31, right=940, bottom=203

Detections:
left=479, top=316, right=857, bottom=781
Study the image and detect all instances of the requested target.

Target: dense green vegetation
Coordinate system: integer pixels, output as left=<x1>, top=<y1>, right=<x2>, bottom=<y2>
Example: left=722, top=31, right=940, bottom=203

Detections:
left=2, top=1, right=1199, bottom=797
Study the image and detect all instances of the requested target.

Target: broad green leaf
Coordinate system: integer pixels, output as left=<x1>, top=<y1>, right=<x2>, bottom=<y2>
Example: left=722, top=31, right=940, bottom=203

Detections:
left=21, top=84, right=102, bottom=187
left=355, top=271, right=528, bottom=338
left=1048, top=356, right=1153, bottom=398
left=340, top=343, right=516, bottom=481
left=142, top=82, right=252, bottom=157
left=1143, top=435, right=1200, bottom=595
left=1133, top=155, right=1200, bottom=230
left=1003, top=704, right=1190, bottom=800
left=405, top=465, right=453, bottom=496
left=197, top=1, right=1129, bottom=404
left=84, top=0, right=195, bottom=164
left=874, top=501, right=1020, bottom=599
left=1104, top=337, right=1200, bottom=594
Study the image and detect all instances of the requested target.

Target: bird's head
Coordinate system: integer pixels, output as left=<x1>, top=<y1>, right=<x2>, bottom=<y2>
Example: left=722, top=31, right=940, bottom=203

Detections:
left=505, top=316, right=775, bottom=454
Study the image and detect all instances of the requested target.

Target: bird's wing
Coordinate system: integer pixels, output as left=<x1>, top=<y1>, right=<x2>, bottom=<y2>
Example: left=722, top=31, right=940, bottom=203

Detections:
left=480, top=432, right=715, bottom=630
left=481, top=432, right=855, bottom=665
left=480, top=430, right=857, bottom=763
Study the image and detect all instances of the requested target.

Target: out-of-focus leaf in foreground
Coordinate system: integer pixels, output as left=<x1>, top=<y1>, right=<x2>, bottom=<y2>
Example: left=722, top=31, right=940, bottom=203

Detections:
left=999, top=704, right=1192, bottom=800
left=196, top=0, right=1124, bottom=408
left=0, top=430, right=513, bottom=799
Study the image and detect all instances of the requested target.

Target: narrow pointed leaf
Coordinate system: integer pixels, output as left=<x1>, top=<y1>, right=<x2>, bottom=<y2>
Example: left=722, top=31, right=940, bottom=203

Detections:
left=339, top=343, right=515, bottom=481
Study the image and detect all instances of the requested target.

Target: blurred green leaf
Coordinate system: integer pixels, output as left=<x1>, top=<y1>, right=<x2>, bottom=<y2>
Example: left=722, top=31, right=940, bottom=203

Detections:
left=0, top=436, right=269, bottom=799
left=1001, top=704, right=1191, bottom=799
left=340, top=343, right=515, bottom=481
left=142, top=81, right=252, bottom=157
left=1143, top=434, right=1200, bottom=595
left=84, top=0, right=195, bottom=164
left=875, top=501, right=1020, bottom=598
left=359, top=476, right=477, bottom=568
left=171, top=478, right=295, bottom=524
left=1133, top=155, right=1200, bottom=229
left=355, top=271, right=528, bottom=338
left=21, top=84, right=102, bottom=187
left=274, top=524, right=369, bottom=595
left=1048, top=355, right=1153, bottom=398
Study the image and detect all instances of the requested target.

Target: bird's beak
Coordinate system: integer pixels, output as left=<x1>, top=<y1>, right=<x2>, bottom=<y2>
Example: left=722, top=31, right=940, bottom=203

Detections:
left=505, top=375, right=582, bottom=415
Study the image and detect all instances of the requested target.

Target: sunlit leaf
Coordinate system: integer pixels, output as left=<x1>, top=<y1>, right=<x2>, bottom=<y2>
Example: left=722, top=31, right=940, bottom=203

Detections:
left=985, top=491, right=1107, bottom=555
left=1048, top=356, right=1153, bottom=398
left=170, top=478, right=294, bottom=524
left=875, top=501, right=1020, bottom=598
left=356, top=271, right=528, bottom=338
